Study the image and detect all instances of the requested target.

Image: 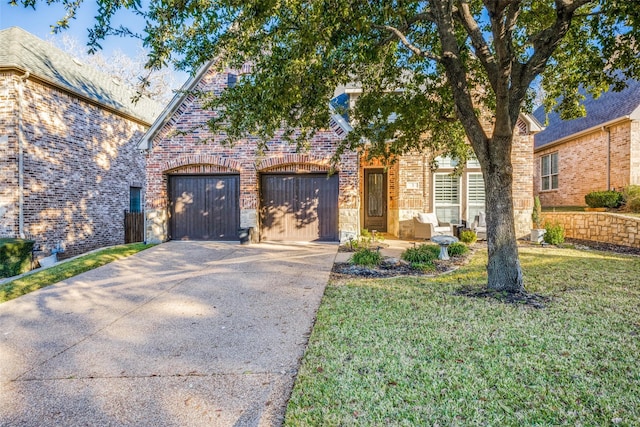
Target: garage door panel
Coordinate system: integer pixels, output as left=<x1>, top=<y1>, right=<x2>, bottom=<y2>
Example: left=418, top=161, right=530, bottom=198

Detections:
left=261, top=174, right=338, bottom=242
left=169, top=175, right=239, bottom=241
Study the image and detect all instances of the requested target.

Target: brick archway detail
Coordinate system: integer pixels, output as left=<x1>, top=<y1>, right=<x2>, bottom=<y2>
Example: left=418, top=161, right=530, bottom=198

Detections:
left=163, top=155, right=241, bottom=174
left=257, top=154, right=337, bottom=172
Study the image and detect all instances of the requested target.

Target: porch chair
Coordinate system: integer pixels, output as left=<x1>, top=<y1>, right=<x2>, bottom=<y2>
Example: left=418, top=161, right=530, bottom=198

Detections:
left=471, top=211, right=487, bottom=240
left=413, top=212, right=453, bottom=239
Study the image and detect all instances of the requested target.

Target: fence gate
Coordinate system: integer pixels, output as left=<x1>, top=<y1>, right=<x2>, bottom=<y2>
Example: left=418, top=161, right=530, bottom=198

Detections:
left=124, top=210, right=144, bottom=243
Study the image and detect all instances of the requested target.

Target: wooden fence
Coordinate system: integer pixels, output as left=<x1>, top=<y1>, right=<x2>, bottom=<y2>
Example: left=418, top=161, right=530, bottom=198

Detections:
left=124, top=211, right=144, bottom=243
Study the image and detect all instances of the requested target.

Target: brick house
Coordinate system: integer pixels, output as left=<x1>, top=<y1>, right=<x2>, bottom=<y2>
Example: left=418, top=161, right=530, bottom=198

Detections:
left=140, top=64, right=538, bottom=243
left=533, top=79, right=640, bottom=207
left=0, top=27, right=161, bottom=258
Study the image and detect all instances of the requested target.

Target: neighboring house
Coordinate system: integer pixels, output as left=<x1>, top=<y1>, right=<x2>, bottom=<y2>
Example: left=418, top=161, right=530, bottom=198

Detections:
left=533, top=79, right=640, bottom=207
left=140, top=64, right=539, bottom=243
left=0, top=27, right=162, bottom=258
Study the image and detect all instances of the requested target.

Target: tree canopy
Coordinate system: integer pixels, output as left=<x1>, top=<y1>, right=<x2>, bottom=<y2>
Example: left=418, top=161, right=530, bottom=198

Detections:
left=17, top=0, right=639, bottom=292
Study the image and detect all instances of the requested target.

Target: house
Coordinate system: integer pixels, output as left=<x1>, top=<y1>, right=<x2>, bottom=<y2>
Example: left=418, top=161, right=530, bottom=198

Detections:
left=140, top=64, right=538, bottom=243
left=533, top=79, right=640, bottom=207
left=0, top=27, right=162, bottom=258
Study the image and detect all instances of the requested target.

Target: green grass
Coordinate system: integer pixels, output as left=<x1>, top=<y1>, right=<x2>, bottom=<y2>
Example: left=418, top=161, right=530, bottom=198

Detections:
left=0, top=243, right=154, bottom=303
left=286, top=246, right=640, bottom=426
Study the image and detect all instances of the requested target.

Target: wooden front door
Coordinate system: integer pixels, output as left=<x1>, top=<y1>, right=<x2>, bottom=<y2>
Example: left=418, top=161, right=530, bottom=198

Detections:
left=364, top=169, right=387, bottom=232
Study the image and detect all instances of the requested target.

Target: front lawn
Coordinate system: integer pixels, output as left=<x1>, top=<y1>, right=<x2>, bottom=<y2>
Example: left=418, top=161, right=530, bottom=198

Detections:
left=0, top=243, right=154, bottom=303
left=286, top=246, right=640, bottom=426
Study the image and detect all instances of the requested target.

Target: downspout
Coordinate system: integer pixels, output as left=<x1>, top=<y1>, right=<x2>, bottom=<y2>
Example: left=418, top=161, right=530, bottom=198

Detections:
left=16, top=70, right=30, bottom=239
left=603, top=126, right=611, bottom=190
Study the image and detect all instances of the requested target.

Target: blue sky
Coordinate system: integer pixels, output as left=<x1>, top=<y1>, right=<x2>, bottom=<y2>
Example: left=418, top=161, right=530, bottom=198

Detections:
left=1, top=1, right=144, bottom=58
left=1, top=1, right=188, bottom=86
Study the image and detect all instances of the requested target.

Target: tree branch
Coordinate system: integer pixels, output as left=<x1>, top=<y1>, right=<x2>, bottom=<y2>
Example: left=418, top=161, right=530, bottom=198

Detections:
left=373, top=24, right=441, bottom=61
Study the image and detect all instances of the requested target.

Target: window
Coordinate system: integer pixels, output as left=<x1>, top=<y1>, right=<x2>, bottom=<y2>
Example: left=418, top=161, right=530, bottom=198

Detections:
left=434, top=173, right=460, bottom=223
left=541, top=153, right=558, bottom=190
left=434, top=156, right=459, bottom=169
left=129, top=187, right=142, bottom=213
left=467, top=173, right=485, bottom=224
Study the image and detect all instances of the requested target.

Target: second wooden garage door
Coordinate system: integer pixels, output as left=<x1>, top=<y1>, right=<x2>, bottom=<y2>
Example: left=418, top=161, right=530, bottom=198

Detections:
left=168, top=175, right=239, bottom=240
left=260, top=174, right=339, bottom=241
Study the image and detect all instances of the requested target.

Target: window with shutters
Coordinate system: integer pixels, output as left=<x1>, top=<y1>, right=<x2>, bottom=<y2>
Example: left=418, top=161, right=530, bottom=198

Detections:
left=434, top=173, right=461, bottom=223
left=467, top=173, right=485, bottom=224
left=540, top=152, right=558, bottom=190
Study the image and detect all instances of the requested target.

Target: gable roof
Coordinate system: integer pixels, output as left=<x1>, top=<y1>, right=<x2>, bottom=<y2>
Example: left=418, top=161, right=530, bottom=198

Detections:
left=0, top=26, right=162, bottom=125
left=533, top=79, right=640, bottom=150
left=137, top=63, right=352, bottom=150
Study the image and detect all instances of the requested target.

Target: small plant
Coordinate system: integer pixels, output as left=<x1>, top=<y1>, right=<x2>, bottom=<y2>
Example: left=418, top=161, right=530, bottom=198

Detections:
left=410, top=261, right=436, bottom=272
left=350, top=248, right=382, bottom=267
left=585, top=190, right=623, bottom=208
left=543, top=221, right=565, bottom=245
left=401, top=244, right=439, bottom=264
left=447, top=242, right=469, bottom=257
left=459, top=229, right=477, bottom=244
left=532, top=195, right=543, bottom=228
left=622, top=185, right=640, bottom=212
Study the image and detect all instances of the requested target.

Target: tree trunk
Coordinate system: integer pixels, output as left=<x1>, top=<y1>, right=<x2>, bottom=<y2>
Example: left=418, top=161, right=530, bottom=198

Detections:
left=482, top=136, right=525, bottom=293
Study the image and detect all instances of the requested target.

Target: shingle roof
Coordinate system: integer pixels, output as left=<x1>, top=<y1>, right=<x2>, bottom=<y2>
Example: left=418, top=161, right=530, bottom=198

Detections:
left=533, top=78, right=640, bottom=149
left=0, top=26, right=161, bottom=124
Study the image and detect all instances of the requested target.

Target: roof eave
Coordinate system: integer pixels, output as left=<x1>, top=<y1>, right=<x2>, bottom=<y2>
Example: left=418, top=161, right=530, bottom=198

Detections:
left=534, top=115, right=632, bottom=153
left=0, top=65, right=153, bottom=127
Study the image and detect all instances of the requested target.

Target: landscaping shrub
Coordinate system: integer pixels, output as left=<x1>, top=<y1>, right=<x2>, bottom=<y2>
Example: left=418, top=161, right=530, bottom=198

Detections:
left=544, top=222, right=565, bottom=245
left=0, top=238, right=35, bottom=278
left=459, top=229, right=477, bottom=244
left=532, top=195, right=543, bottom=228
left=350, top=248, right=382, bottom=267
left=584, top=190, right=623, bottom=208
left=447, top=242, right=469, bottom=257
left=401, top=244, right=439, bottom=264
left=622, top=185, right=640, bottom=212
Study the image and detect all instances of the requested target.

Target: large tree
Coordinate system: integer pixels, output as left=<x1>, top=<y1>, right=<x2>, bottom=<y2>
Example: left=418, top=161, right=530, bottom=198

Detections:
left=19, top=0, right=639, bottom=292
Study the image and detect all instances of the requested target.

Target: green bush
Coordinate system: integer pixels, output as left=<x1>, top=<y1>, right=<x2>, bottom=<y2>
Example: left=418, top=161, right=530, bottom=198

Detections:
left=543, top=222, right=565, bottom=245
left=459, top=229, right=477, bottom=244
left=0, top=238, right=35, bottom=278
left=584, top=190, right=623, bottom=208
left=401, top=244, right=439, bottom=264
left=448, top=242, right=470, bottom=257
left=350, top=248, right=382, bottom=267
left=622, top=185, right=640, bottom=213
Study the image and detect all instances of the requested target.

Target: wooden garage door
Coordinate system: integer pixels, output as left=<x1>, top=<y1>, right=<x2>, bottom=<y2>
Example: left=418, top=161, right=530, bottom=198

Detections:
left=168, top=175, right=239, bottom=240
left=261, top=173, right=339, bottom=241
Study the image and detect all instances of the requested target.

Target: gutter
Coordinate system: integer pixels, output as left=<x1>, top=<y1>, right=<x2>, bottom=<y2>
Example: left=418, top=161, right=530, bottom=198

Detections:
left=16, top=70, right=30, bottom=239
left=534, top=115, right=631, bottom=153
left=604, top=126, right=611, bottom=190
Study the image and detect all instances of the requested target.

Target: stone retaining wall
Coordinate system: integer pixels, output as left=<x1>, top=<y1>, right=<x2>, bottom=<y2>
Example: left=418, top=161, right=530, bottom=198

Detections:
left=543, top=212, right=640, bottom=248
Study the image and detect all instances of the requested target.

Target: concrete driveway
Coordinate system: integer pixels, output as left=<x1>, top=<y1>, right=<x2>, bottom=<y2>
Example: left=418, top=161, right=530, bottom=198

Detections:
left=0, top=241, right=338, bottom=426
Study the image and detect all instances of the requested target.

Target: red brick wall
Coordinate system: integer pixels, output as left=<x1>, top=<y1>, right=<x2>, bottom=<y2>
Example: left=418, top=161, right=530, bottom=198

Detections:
left=534, top=121, right=634, bottom=207
left=0, top=72, right=147, bottom=257
left=0, top=74, right=19, bottom=237
left=144, top=68, right=359, bottom=242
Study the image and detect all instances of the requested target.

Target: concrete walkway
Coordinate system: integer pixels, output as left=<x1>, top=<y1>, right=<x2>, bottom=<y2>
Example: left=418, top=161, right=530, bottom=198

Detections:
left=0, top=241, right=338, bottom=427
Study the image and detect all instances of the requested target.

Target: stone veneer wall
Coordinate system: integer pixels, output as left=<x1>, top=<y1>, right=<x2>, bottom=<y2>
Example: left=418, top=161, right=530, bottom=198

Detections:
left=534, top=121, right=635, bottom=207
left=0, top=71, right=147, bottom=257
left=543, top=212, right=640, bottom=248
left=144, top=68, right=359, bottom=243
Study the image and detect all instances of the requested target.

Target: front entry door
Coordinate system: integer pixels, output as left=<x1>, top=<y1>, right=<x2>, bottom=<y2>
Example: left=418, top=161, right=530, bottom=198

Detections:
left=364, top=169, right=387, bottom=232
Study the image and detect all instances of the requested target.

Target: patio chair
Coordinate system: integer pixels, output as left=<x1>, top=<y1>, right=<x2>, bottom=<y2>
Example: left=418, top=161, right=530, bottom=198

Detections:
left=413, top=212, right=453, bottom=239
left=471, top=212, right=487, bottom=240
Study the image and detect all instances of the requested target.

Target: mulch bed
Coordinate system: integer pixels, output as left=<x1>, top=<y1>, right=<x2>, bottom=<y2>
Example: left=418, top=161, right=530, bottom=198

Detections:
left=564, top=238, right=640, bottom=256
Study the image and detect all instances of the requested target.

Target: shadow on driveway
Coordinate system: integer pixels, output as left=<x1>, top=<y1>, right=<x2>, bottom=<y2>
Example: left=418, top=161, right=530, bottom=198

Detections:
left=0, top=241, right=338, bottom=426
